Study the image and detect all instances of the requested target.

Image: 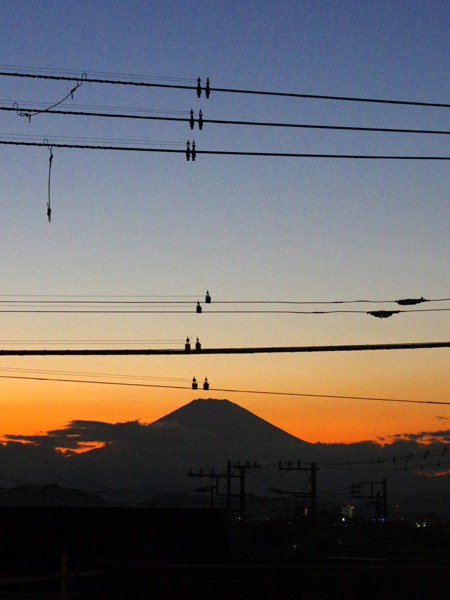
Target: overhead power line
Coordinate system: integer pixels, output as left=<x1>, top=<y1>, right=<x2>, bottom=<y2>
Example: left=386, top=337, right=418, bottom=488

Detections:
left=0, top=307, right=448, bottom=314
left=0, top=341, right=449, bottom=355
left=5, top=105, right=450, bottom=136
left=0, top=295, right=445, bottom=305
left=0, top=373, right=448, bottom=405
left=2, top=138, right=450, bottom=160
left=2, top=71, right=450, bottom=108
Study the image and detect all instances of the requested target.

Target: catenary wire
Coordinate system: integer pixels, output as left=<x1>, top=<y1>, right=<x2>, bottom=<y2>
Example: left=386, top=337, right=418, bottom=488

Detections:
left=0, top=373, right=449, bottom=405
left=3, top=70, right=450, bottom=108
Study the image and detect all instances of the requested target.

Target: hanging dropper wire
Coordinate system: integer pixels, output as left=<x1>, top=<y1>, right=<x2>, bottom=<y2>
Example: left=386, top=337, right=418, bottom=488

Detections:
left=45, top=139, right=53, bottom=222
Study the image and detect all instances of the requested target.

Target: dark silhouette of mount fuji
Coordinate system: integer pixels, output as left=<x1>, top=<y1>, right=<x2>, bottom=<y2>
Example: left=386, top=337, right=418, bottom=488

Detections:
left=58, top=398, right=312, bottom=495
left=153, top=398, right=309, bottom=445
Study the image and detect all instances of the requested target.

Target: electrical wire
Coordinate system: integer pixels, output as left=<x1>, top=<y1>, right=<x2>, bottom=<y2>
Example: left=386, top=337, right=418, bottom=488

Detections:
left=0, top=296, right=447, bottom=305
left=0, top=365, right=189, bottom=382
left=1, top=341, right=450, bottom=355
left=5, top=104, right=450, bottom=136
left=14, top=76, right=84, bottom=121
left=0, top=307, right=449, bottom=314
left=0, top=339, right=186, bottom=344
left=3, top=70, right=450, bottom=108
left=0, top=64, right=196, bottom=82
left=0, top=294, right=201, bottom=298
left=2, top=138, right=450, bottom=160
left=0, top=373, right=449, bottom=405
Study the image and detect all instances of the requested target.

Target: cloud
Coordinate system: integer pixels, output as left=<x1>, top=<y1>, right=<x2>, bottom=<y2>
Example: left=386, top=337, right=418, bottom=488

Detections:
left=3, top=419, right=200, bottom=453
left=4, top=419, right=151, bottom=451
left=394, top=429, right=450, bottom=443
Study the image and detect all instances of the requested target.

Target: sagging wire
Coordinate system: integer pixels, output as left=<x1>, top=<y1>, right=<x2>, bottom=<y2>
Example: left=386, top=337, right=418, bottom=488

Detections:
left=13, top=73, right=87, bottom=122
left=45, top=140, right=53, bottom=222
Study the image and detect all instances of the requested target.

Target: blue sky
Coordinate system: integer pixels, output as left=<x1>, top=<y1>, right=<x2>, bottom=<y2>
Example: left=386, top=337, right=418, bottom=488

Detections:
left=0, top=0, right=449, bottom=444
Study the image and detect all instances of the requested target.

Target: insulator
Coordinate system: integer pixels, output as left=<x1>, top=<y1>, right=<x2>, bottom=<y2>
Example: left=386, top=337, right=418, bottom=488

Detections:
left=203, top=377, right=209, bottom=390
left=197, top=77, right=202, bottom=98
left=191, top=141, right=196, bottom=161
left=192, top=377, right=198, bottom=390
left=196, top=302, right=202, bottom=313
left=198, top=110, right=203, bottom=130
left=195, top=337, right=201, bottom=351
left=189, top=109, right=195, bottom=130
left=186, top=140, right=191, bottom=161
left=205, top=77, right=210, bottom=98
left=205, top=290, right=211, bottom=303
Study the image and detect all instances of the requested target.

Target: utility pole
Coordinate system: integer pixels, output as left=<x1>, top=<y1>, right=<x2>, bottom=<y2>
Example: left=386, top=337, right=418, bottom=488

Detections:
left=188, top=461, right=261, bottom=558
left=275, top=461, right=318, bottom=518
left=351, top=478, right=388, bottom=521
left=187, top=468, right=220, bottom=509
left=61, top=554, right=68, bottom=600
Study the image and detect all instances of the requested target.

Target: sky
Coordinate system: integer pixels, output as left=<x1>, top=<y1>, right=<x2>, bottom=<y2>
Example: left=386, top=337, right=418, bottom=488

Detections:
left=1, top=0, right=450, bottom=447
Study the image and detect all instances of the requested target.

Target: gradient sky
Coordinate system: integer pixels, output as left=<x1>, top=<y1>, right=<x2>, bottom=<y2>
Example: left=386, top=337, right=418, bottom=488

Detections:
left=1, top=0, right=450, bottom=445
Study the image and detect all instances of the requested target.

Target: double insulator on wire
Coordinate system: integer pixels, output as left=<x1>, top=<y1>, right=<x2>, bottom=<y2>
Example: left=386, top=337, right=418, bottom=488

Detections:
left=186, top=140, right=196, bottom=161
left=189, top=110, right=203, bottom=130
left=196, top=77, right=210, bottom=99
left=192, top=376, right=209, bottom=390
left=185, top=337, right=202, bottom=352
